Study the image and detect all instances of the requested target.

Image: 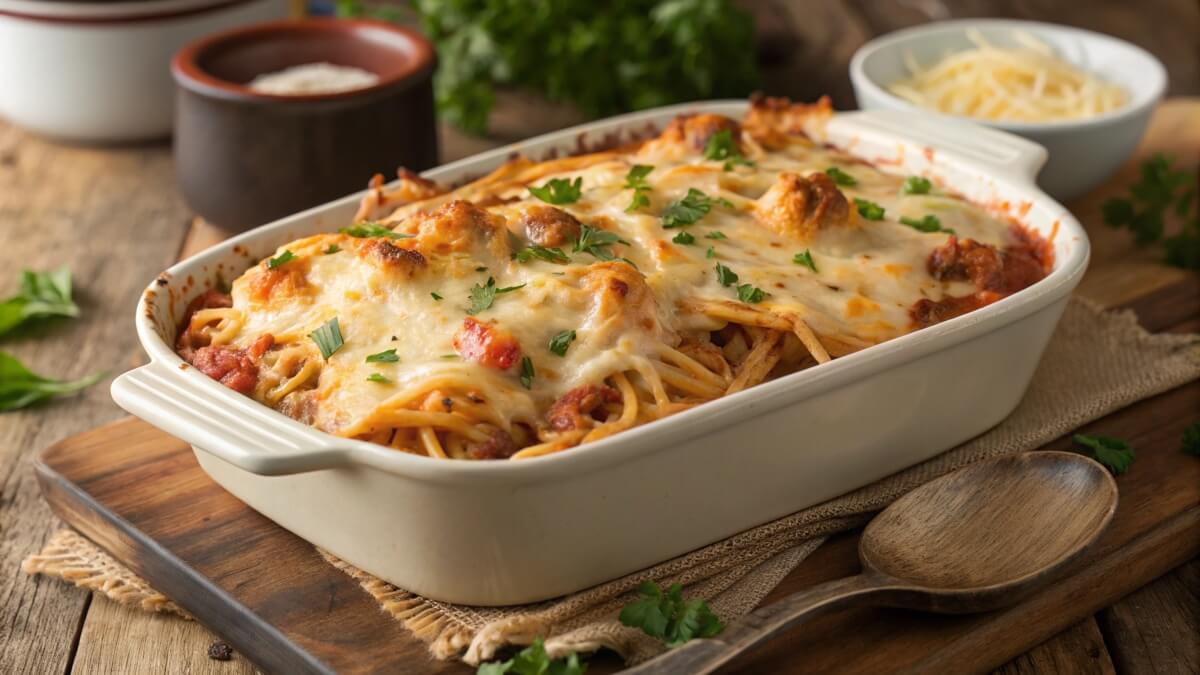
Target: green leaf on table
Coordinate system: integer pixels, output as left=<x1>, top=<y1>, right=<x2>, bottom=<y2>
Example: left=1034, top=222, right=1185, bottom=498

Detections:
left=1182, top=422, right=1200, bottom=456
left=475, top=637, right=587, bottom=675
left=618, top=580, right=724, bottom=648
left=0, top=267, right=80, bottom=338
left=1073, top=433, right=1135, bottom=475
left=0, top=351, right=102, bottom=412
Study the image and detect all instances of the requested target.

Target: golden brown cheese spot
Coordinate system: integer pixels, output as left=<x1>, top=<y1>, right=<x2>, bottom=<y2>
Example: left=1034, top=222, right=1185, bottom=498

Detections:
left=753, top=172, right=851, bottom=242
left=396, top=168, right=444, bottom=201
left=882, top=263, right=912, bottom=278
left=518, top=204, right=582, bottom=247
left=743, top=94, right=832, bottom=148
left=579, top=262, right=668, bottom=341
left=845, top=295, right=880, bottom=318
left=396, top=200, right=510, bottom=260
left=248, top=265, right=308, bottom=303
left=355, top=239, right=427, bottom=278
left=660, top=113, right=743, bottom=152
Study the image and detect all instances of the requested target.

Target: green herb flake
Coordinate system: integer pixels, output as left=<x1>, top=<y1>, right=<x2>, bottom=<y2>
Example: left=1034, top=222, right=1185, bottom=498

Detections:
left=737, top=284, right=766, bottom=303
left=705, top=246, right=716, bottom=259
left=323, top=244, right=341, bottom=255
left=714, top=263, right=738, bottom=287
left=0, top=351, right=102, bottom=412
left=662, top=188, right=724, bottom=229
left=704, top=231, right=727, bottom=240
left=431, top=291, right=443, bottom=301
left=902, top=176, right=933, bottom=195
left=339, top=222, right=412, bottom=239
left=793, top=250, right=817, bottom=272
left=266, top=250, right=296, bottom=270
left=0, top=267, right=79, bottom=338
left=672, top=231, right=695, bottom=245
left=853, top=198, right=886, bottom=221
left=825, top=167, right=857, bottom=186
left=309, top=317, right=345, bottom=359
left=1073, top=433, right=1135, bottom=475
left=366, top=373, right=391, bottom=384
left=475, top=637, right=586, bottom=675
left=548, top=329, right=577, bottom=356
left=529, top=177, right=583, bottom=205
left=365, top=349, right=399, bottom=363
left=900, top=214, right=955, bottom=235
left=574, top=223, right=629, bottom=261
left=519, top=356, right=534, bottom=390
left=624, top=165, right=655, bottom=212
left=514, top=245, right=570, bottom=264
left=618, top=580, right=724, bottom=648
left=466, top=277, right=525, bottom=315
left=703, top=129, right=753, bottom=170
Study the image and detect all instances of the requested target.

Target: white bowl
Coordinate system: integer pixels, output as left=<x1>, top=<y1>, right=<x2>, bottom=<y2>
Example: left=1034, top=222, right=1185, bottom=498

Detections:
left=850, top=19, right=1167, bottom=201
left=0, top=0, right=288, bottom=143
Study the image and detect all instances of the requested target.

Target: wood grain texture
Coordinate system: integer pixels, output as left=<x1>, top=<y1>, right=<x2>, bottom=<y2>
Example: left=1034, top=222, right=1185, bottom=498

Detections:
left=1097, top=558, right=1200, bottom=675
left=993, top=619, right=1116, bottom=675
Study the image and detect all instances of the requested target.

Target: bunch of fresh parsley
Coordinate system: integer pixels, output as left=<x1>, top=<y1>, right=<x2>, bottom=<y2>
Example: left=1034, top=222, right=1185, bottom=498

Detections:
left=409, top=0, right=759, bottom=134
left=619, top=580, right=724, bottom=647
left=1102, top=154, right=1199, bottom=269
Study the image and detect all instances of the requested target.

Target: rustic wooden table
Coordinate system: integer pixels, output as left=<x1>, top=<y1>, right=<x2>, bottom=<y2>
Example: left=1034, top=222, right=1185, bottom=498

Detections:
left=1, top=2, right=1198, bottom=673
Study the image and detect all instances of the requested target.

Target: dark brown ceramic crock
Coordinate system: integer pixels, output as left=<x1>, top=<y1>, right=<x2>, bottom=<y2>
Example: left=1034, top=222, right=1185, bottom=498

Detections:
left=172, top=18, right=437, bottom=232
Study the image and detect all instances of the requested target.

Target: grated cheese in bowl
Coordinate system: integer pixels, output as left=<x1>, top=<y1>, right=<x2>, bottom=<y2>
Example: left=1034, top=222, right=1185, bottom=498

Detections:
left=249, top=62, right=380, bottom=96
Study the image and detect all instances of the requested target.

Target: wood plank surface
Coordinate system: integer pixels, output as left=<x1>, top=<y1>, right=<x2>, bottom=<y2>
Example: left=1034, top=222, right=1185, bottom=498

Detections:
left=1096, top=558, right=1200, bottom=675
left=993, top=619, right=1115, bottom=675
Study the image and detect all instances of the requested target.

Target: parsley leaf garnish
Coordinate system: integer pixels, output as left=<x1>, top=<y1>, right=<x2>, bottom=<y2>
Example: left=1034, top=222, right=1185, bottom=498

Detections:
left=705, top=231, right=727, bottom=240
left=737, top=284, right=766, bottom=303
left=431, top=292, right=443, bottom=300
left=574, top=223, right=629, bottom=261
left=339, top=222, right=412, bottom=239
left=514, top=244, right=570, bottom=264
left=900, top=214, right=956, bottom=235
left=476, top=637, right=586, bottom=675
left=323, top=244, right=341, bottom=254
left=703, top=129, right=753, bottom=170
left=529, top=177, right=582, bottom=205
left=366, top=373, right=391, bottom=384
left=1102, top=154, right=1199, bottom=269
left=1073, top=433, right=1135, bottom=475
left=662, top=188, right=724, bottom=228
left=902, top=176, right=933, bottom=195
left=672, top=231, right=695, bottom=245
left=825, top=167, right=857, bottom=186
left=309, top=317, right=344, bottom=359
left=549, top=330, right=576, bottom=356
left=705, top=246, right=716, bottom=259
left=467, top=277, right=525, bottom=315
left=1183, top=422, right=1200, bottom=456
left=624, top=165, right=654, bottom=212
left=266, top=250, right=296, bottom=269
left=0, top=351, right=102, bottom=411
left=365, top=349, right=399, bottom=363
left=854, top=198, right=886, bottom=221
left=0, top=267, right=79, bottom=338
left=519, top=356, right=534, bottom=389
left=618, top=580, right=724, bottom=648
left=714, top=263, right=738, bottom=286
left=793, top=250, right=817, bottom=272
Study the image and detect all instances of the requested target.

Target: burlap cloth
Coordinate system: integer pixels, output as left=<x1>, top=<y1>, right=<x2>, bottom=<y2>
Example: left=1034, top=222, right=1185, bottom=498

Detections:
left=23, top=297, right=1200, bottom=667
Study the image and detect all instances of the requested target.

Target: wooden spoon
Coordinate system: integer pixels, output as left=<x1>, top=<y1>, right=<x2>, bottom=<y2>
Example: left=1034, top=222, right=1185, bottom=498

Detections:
left=623, top=451, right=1118, bottom=675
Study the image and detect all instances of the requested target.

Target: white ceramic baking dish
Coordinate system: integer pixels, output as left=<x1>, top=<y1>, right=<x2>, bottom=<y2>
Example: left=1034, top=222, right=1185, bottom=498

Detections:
left=112, top=101, right=1089, bottom=606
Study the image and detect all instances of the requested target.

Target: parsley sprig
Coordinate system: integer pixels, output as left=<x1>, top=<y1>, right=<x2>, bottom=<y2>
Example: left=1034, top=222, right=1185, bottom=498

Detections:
left=529, top=177, right=583, bottom=205
left=793, top=250, right=817, bottom=272
left=900, top=214, right=956, bottom=235
left=662, top=188, right=730, bottom=229
left=0, top=268, right=79, bottom=338
left=825, top=166, right=857, bottom=186
left=549, top=330, right=576, bottom=356
left=513, top=245, right=570, bottom=265
left=266, top=250, right=296, bottom=269
left=574, top=224, right=629, bottom=261
left=737, top=284, right=766, bottom=303
left=624, top=165, right=654, bottom=212
left=0, top=351, right=102, bottom=412
left=703, top=129, right=752, bottom=170
left=618, top=580, right=724, bottom=647
left=340, top=222, right=413, bottom=239
left=309, top=317, right=344, bottom=359
left=1102, top=154, right=1199, bottom=269
left=1073, top=433, right=1135, bottom=475
left=467, top=277, right=525, bottom=315
left=672, top=231, right=695, bottom=245
left=854, top=198, right=886, bottom=221
left=476, top=637, right=585, bottom=675
left=902, top=176, right=933, bottom=195
left=714, top=262, right=738, bottom=286
left=518, top=356, right=535, bottom=389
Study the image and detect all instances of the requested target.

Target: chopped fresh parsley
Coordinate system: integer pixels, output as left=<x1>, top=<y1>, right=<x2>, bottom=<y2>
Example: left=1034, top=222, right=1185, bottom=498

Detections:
left=519, top=356, right=534, bottom=389
left=1073, top=433, right=1135, bottom=475
left=1102, top=154, right=1199, bottom=269
left=825, top=166, right=857, bottom=186
left=618, top=580, right=724, bottom=648
left=475, top=637, right=585, bottom=675
left=662, top=188, right=725, bottom=228
left=366, top=373, right=391, bottom=384
left=365, top=349, right=399, bottom=363
left=624, top=164, right=654, bottom=212
left=475, top=266, right=489, bottom=272
left=548, top=329, right=576, bottom=356
left=323, top=244, right=341, bottom=254
left=440, top=354, right=460, bottom=360
left=705, top=231, right=727, bottom=240
left=467, top=277, right=525, bottom=315
left=574, top=223, right=629, bottom=261
left=705, top=246, right=716, bottom=259
left=793, top=250, right=817, bottom=272
left=737, top=284, right=766, bottom=303
left=309, top=317, right=344, bottom=359
left=900, top=214, right=955, bottom=235
left=1182, top=422, right=1200, bottom=455
left=339, top=222, right=412, bottom=239
left=266, top=250, right=296, bottom=269
left=672, top=231, right=695, bottom=245
left=514, top=244, right=570, bottom=264
left=529, top=177, right=582, bottom=205
left=431, top=291, right=443, bottom=301
left=703, top=129, right=753, bottom=170
left=854, top=198, right=886, bottom=221
left=0, top=267, right=79, bottom=338
left=0, top=351, right=102, bottom=411
left=902, top=176, right=933, bottom=195
left=714, top=263, right=738, bottom=287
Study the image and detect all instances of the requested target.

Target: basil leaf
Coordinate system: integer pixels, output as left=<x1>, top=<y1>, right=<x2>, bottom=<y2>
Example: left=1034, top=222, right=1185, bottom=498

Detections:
left=0, top=351, right=103, bottom=411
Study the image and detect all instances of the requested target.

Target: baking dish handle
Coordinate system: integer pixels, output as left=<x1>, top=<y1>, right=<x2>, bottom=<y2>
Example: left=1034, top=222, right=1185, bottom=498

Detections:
left=828, top=109, right=1049, bottom=185
left=111, top=364, right=352, bottom=476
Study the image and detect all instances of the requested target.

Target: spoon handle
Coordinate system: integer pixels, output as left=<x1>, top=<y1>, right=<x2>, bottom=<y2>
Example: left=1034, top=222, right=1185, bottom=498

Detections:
left=622, top=573, right=892, bottom=675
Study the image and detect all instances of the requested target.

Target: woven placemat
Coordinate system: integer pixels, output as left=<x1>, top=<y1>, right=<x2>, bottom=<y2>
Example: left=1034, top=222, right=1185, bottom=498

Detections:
left=24, top=297, right=1200, bottom=666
